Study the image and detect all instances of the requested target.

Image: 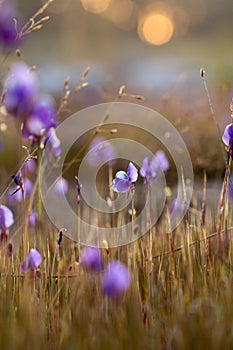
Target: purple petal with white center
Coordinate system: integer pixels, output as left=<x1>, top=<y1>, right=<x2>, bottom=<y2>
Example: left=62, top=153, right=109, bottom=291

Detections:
left=0, top=205, right=14, bottom=229
left=222, top=124, right=233, bottom=147
left=127, top=162, right=138, bottom=182
left=112, top=178, right=131, bottom=193
left=115, top=171, right=128, bottom=180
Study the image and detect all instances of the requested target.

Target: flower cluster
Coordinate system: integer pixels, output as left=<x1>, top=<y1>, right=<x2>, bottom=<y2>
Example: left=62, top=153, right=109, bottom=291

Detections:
left=0, top=1, right=19, bottom=49
left=2, top=63, right=60, bottom=156
left=112, top=150, right=169, bottom=193
left=80, top=247, right=131, bottom=298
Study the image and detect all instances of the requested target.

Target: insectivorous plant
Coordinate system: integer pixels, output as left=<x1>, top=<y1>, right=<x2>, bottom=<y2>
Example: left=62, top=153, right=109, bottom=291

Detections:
left=21, top=248, right=41, bottom=272
left=112, top=162, right=138, bottom=193
left=102, top=260, right=131, bottom=298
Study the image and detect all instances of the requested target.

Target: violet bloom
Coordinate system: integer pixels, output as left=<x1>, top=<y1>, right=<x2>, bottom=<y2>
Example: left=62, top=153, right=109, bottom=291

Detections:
left=41, top=127, right=61, bottom=157
left=140, top=157, right=157, bottom=183
left=3, top=63, right=38, bottom=117
left=80, top=247, right=103, bottom=272
left=7, top=178, right=32, bottom=204
left=22, top=159, right=37, bottom=174
left=86, top=137, right=116, bottom=167
left=0, top=205, right=14, bottom=235
left=28, top=211, right=38, bottom=227
left=102, top=260, right=131, bottom=298
left=222, top=124, right=233, bottom=153
left=21, top=94, right=57, bottom=140
left=21, top=248, right=41, bottom=272
left=51, top=177, right=68, bottom=196
left=112, top=162, right=138, bottom=193
left=151, top=150, right=169, bottom=172
left=0, top=1, right=18, bottom=49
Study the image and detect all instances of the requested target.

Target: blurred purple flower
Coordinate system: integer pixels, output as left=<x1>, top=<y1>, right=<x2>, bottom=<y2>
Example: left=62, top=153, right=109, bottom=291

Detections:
left=0, top=205, right=14, bottom=234
left=51, top=177, right=68, bottom=196
left=86, top=137, right=116, bottom=167
left=21, top=248, right=41, bottom=272
left=80, top=247, right=103, bottom=272
left=112, top=162, right=138, bottom=193
left=42, top=127, right=61, bottom=157
left=8, top=178, right=32, bottom=204
left=151, top=150, right=169, bottom=172
left=222, top=124, right=233, bottom=152
left=0, top=1, right=18, bottom=48
left=28, top=211, right=38, bottom=227
left=22, top=159, right=37, bottom=174
left=140, top=157, right=157, bottom=183
left=102, top=260, right=131, bottom=298
left=3, top=63, right=38, bottom=117
left=21, top=94, right=57, bottom=140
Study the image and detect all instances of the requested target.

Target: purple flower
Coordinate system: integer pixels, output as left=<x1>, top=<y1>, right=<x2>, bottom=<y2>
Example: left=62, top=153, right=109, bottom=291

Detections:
left=222, top=124, right=233, bottom=152
left=0, top=205, right=14, bottom=233
left=140, top=157, right=157, bottom=183
left=102, top=260, right=131, bottom=298
left=112, top=162, right=138, bottom=193
left=151, top=150, right=169, bottom=172
left=22, top=159, right=37, bottom=174
left=86, top=137, right=116, bottom=167
left=51, top=177, right=68, bottom=196
left=7, top=178, right=32, bottom=204
left=21, top=94, right=57, bottom=140
left=21, top=248, right=41, bottom=272
left=28, top=211, right=38, bottom=227
left=44, top=127, right=61, bottom=157
left=3, top=63, right=38, bottom=117
left=80, top=247, right=103, bottom=272
left=0, top=1, right=18, bottom=48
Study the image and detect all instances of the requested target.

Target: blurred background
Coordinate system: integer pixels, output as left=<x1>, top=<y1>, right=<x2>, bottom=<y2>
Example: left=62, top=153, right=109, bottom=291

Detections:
left=1, top=0, right=233, bottom=176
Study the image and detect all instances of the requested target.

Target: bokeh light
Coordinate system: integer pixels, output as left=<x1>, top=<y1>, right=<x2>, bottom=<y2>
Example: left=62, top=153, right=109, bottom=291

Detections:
left=81, top=0, right=111, bottom=14
left=103, top=0, right=138, bottom=31
left=138, top=11, right=174, bottom=46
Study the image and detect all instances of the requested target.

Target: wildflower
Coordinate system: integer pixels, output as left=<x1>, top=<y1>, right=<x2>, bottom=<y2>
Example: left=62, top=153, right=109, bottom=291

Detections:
left=140, top=157, right=156, bottom=183
left=21, top=94, right=57, bottom=140
left=0, top=205, right=14, bottom=235
left=222, top=123, right=233, bottom=154
left=8, top=177, right=32, bottom=204
left=28, top=211, right=38, bottom=227
left=22, top=159, right=37, bottom=174
left=86, top=137, right=116, bottom=167
left=3, top=63, right=38, bottom=117
left=102, top=260, right=131, bottom=298
left=80, top=247, right=103, bottom=272
left=0, top=1, right=18, bottom=49
left=21, top=248, right=41, bottom=272
left=112, top=162, right=138, bottom=193
left=151, top=150, right=169, bottom=172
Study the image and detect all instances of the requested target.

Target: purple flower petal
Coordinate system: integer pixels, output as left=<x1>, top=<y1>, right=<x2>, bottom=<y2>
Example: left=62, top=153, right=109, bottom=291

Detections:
left=7, top=178, right=32, bottom=204
left=0, top=205, right=14, bottom=229
left=22, top=94, right=57, bottom=139
left=80, top=247, right=103, bottom=272
left=21, top=248, right=41, bottom=272
left=47, top=127, right=61, bottom=157
left=3, top=63, right=38, bottom=117
left=127, top=162, right=138, bottom=182
left=140, top=157, right=157, bottom=182
left=222, top=124, right=233, bottom=148
left=112, top=178, right=131, bottom=193
left=102, top=260, right=131, bottom=298
left=0, top=1, right=19, bottom=48
left=115, top=171, right=128, bottom=180
left=29, top=211, right=38, bottom=227
left=152, top=150, right=169, bottom=172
